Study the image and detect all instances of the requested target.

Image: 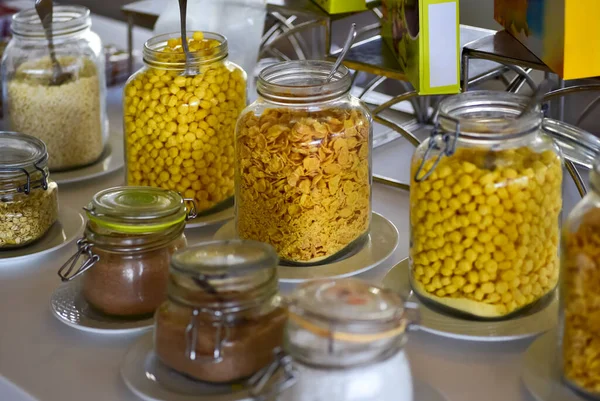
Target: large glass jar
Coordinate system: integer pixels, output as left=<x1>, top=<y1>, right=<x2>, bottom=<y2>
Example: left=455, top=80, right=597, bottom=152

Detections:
left=275, top=278, right=417, bottom=401
left=0, top=132, right=58, bottom=248
left=58, top=187, right=189, bottom=317
left=235, top=61, right=373, bottom=265
left=154, top=240, right=287, bottom=383
left=2, top=6, right=107, bottom=171
left=409, top=91, right=563, bottom=319
left=561, top=159, right=600, bottom=397
left=124, top=31, right=246, bottom=215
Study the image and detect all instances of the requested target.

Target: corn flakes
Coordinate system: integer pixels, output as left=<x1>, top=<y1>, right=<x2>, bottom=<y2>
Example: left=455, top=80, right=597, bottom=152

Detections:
left=236, top=108, right=371, bottom=263
left=562, top=207, right=600, bottom=394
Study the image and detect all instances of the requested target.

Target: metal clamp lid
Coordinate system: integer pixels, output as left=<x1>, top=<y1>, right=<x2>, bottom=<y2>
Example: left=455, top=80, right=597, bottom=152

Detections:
left=248, top=348, right=297, bottom=401
left=0, top=162, right=49, bottom=194
left=57, top=238, right=99, bottom=282
left=414, top=115, right=460, bottom=183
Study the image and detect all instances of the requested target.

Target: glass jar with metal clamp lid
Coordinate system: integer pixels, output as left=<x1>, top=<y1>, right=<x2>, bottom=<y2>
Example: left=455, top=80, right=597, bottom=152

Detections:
left=154, top=240, right=288, bottom=385
left=0, top=131, right=58, bottom=249
left=273, top=278, right=418, bottom=401
left=58, top=186, right=193, bottom=317
left=409, top=91, right=563, bottom=320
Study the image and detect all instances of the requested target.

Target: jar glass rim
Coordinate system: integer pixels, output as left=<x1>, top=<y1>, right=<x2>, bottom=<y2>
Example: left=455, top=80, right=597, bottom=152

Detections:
left=0, top=132, right=49, bottom=191
left=257, top=60, right=352, bottom=104
left=11, top=6, right=91, bottom=38
left=437, top=91, right=542, bottom=140
left=143, top=31, right=228, bottom=69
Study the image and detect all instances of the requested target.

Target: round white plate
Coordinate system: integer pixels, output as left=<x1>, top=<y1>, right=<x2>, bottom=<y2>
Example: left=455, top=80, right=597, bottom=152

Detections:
left=50, top=279, right=154, bottom=334
left=0, top=207, right=84, bottom=264
left=382, top=259, right=558, bottom=341
left=52, top=133, right=124, bottom=185
left=522, top=331, right=587, bottom=401
left=185, top=207, right=234, bottom=230
left=121, top=333, right=446, bottom=401
left=214, top=212, right=399, bottom=283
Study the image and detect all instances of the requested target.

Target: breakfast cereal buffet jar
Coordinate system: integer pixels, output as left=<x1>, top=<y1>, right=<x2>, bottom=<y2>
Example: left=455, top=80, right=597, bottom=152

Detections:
left=409, top=91, right=562, bottom=319
left=124, top=31, right=246, bottom=215
left=235, top=60, right=372, bottom=265
left=561, top=158, right=600, bottom=397
left=2, top=6, right=108, bottom=171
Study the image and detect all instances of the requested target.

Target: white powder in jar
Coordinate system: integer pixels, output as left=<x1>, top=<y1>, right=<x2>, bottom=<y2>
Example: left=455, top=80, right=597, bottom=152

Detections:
left=6, top=58, right=105, bottom=171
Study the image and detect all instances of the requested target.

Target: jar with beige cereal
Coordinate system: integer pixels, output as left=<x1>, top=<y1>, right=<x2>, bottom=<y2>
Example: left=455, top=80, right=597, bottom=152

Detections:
left=410, top=91, right=562, bottom=319
left=235, top=60, right=372, bottom=265
left=124, top=31, right=246, bottom=215
left=58, top=187, right=192, bottom=318
left=561, top=159, right=600, bottom=397
left=0, top=132, right=58, bottom=249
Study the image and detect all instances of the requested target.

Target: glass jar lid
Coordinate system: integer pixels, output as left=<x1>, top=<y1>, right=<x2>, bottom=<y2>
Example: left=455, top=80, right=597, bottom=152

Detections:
left=0, top=132, right=49, bottom=193
left=12, top=5, right=91, bottom=38
left=85, top=186, right=187, bottom=233
left=288, top=278, right=412, bottom=343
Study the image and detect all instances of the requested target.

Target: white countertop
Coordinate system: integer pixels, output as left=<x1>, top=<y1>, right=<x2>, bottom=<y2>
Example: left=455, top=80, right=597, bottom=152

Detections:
left=0, top=5, right=581, bottom=401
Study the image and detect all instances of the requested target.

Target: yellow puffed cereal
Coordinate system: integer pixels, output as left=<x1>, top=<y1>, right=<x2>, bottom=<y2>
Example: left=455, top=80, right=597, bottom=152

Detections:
left=409, top=146, right=562, bottom=318
left=124, top=32, right=246, bottom=213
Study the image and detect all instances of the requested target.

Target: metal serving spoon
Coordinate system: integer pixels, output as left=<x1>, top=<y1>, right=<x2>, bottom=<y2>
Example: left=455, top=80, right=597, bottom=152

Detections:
left=325, top=23, right=357, bottom=82
left=178, top=0, right=195, bottom=76
left=35, top=0, right=72, bottom=85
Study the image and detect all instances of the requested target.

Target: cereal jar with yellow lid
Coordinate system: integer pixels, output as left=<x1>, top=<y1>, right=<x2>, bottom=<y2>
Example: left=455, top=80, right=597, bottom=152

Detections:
left=561, top=158, right=600, bottom=397
left=409, top=91, right=563, bottom=319
left=124, top=31, right=246, bottom=215
left=235, top=60, right=372, bottom=265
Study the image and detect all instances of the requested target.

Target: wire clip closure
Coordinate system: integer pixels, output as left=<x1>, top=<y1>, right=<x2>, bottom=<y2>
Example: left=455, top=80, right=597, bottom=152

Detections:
left=414, top=115, right=461, bottom=183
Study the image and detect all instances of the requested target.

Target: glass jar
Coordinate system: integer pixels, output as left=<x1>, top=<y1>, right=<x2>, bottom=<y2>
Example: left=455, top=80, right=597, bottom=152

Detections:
left=409, top=91, right=563, bottom=319
left=275, top=278, right=417, bottom=401
left=154, top=240, right=287, bottom=383
left=2, top=6, right=107, bottom=171
left=561, top=159, right=600, bottom=397
left=235, top=60, right=373, bottom=265
left=0, top=132, right=58, bottom=248
left=58, top=187, right=190, bottom=317
left=124, top=31, right=247, bottom=215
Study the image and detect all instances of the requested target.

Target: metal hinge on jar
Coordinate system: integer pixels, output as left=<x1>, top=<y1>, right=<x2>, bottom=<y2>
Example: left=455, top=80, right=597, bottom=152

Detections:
left=414, top=115, right=461, bottom=183
left=185, top=308, right=230, bottom=363
left=57, top=238, right=100, bottom=281
left=0, top=163, right=49, bottom=194
left=183, top=197, right=198, bottom=220
left=248, top=348, right=297, bottom=401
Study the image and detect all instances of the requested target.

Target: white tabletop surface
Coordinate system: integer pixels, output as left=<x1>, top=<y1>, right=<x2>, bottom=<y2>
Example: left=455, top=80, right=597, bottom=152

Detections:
left=0, top=4, right=581, bottom=401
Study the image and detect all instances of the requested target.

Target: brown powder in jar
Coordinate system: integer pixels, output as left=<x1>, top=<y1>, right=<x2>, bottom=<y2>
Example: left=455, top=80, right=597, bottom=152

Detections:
left=82, top=236, right=186, bottom=317
left=154, top=296, right=287, bottom=383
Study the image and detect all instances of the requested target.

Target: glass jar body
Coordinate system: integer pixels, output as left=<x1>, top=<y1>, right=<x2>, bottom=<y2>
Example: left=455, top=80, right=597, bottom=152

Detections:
left=560, top=177, right=600, bottom=397
left=81, top=226, right=186, bottom=317
left=235, top=95, right=373, bottom=265
left=154, top=294, right=286, bottom=383
left=2, top=7, right=107, bottom=171
left=123, top=34, right=247, bottom=215
left=410, top=124, right=562, bottom=319
left=0, top=181, right=58, bottom=249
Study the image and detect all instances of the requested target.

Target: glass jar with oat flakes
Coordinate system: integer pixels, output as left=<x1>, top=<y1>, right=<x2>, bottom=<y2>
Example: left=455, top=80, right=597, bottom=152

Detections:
left=124, top=31, right=246, bottom=216
left=235, top=61, right=372, bottom=265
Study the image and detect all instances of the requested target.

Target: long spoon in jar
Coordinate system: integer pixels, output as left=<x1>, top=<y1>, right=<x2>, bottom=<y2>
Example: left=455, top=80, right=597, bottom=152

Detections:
left=325, top=23, right=357, bottom=83
left=178, top=0, right=195, bottom=76
left=35, top=0, right=72, bottom=85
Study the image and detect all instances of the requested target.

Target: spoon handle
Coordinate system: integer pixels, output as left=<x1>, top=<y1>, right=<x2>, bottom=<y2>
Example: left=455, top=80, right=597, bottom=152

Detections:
left=325, top=23, right=357, bottom=82
left=519, top=78, right=554, bottom=117
left=178, top=0, right=191, bottom=59
left=35, top=0, right=61, bottom=73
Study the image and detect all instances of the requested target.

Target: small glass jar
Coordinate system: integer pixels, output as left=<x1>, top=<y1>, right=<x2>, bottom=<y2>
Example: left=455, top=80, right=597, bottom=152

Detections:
left=409, top=91, right=563, bottom=319
left=58, top=187, right=190, bottom=317
left=2, top=6, right=107, bottom=171
left=275, top=278, right=417, bottom=401
left=235, top=60, right=373, bottom=265
left=561, top=159, right=600, bottom=397
left=0, top=132, right=58, bottom=248
left=124, top=31, right=247, bottom=215
left=154, top=240, right=287, bottom=383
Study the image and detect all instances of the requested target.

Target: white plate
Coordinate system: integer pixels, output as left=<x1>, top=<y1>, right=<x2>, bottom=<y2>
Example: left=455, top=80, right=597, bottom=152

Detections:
left=0, top=207, right=84, bottom=263
left=382, top=259, right=558, bottom=342
left=50, top=279, right=154, bottom=334
left=52, top=133, right=124, bottom=185
left=185, top=206, right=234, bottom=230
left=522, top=331, right=587, bottom=401
left=121, top=333, right=447, bottom=401
left=214, top=212, right=399, bottom=283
